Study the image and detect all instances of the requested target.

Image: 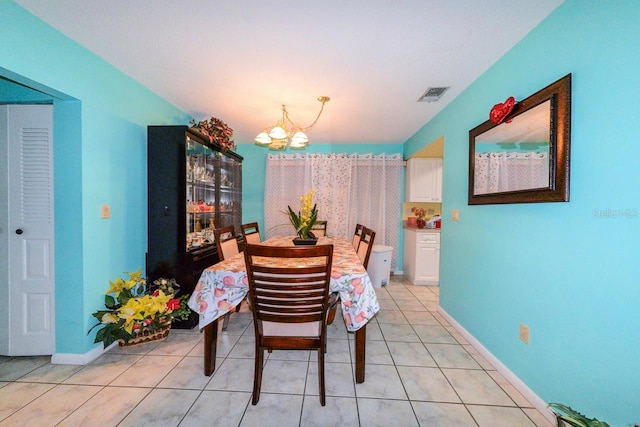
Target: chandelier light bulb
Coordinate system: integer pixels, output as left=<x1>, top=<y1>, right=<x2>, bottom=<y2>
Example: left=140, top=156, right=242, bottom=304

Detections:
left=268, top=126, right=287, bottom=140
left=291, top=131, right=309, bottom=143
left=254, top=132, right=271, bottom=145
left=290, top=132, right=309, bottom=148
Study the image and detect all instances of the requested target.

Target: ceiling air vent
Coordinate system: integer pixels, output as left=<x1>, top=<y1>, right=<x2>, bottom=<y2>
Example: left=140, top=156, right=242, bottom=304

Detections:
left=417, top=86, right=450, bottom=102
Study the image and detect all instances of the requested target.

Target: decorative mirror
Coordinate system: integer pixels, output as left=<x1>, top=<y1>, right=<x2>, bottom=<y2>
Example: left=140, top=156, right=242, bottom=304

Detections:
left=468, top=74, right=571, bottom=205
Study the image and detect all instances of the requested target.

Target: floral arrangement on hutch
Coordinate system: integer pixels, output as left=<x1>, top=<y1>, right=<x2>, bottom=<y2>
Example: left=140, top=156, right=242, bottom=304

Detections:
left=89, top=270, right=191, bottom=348
left=286, top=189, right=319, bottom=244
left=411, top=206, right=427, bottom=229
left=189, top=116, right=236, bottom=152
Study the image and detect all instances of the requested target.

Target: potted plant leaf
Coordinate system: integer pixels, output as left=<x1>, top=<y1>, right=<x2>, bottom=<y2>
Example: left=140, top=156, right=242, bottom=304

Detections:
left=549, top=403, right=610, bottom=427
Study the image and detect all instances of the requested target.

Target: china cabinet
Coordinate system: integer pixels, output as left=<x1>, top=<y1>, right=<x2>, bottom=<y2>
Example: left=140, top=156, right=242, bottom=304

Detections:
left=146, top=125, right=242, bottom=327
left=405, top=158, right=442, bottom=202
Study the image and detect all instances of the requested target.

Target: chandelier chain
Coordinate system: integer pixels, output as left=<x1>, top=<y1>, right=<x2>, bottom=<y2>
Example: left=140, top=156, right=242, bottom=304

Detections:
left=281, top=97, right=328, bottom=133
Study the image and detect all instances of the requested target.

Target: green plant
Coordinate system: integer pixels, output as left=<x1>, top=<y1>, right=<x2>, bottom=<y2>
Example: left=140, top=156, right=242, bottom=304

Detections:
left=549, top=403, right=610, bottom=427
left=88, top=270, right=191, bottom=347
left=286, top=189, right=319, bottom=239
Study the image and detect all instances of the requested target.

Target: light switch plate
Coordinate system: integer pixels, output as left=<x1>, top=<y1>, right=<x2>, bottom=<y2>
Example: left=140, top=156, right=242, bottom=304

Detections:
left=101, top=204, right=111, bottom=219
left=519, top=323, right=530, bottom=344
left=452, top=209, right=459, bottom=221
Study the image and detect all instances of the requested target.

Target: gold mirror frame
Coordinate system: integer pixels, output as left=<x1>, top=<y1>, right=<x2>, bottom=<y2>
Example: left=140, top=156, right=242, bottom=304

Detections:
left=468, top=74, right=571, bottom=205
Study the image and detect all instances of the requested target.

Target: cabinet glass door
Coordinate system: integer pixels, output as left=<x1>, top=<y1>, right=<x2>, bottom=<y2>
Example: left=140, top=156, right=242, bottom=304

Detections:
left=218, top=153, right=242, bottom=230
left=186, top=138, right=216, bottom=251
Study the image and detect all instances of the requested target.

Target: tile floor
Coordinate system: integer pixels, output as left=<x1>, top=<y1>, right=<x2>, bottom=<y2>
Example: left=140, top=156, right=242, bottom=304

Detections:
left=0, top=276, right=555, bottom=426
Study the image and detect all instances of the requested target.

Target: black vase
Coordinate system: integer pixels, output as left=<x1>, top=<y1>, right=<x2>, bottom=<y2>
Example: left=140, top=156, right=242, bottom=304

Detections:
left=292, top=237, right=318, bottom=246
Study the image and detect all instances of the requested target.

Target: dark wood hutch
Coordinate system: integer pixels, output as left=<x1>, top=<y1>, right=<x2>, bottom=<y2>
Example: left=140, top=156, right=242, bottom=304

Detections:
left=147, top=125, right=242, bottom=328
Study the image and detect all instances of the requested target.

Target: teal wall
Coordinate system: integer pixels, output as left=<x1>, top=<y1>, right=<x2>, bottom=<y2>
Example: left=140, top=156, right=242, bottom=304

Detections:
left=404, top=1, right=639, bottom=425
left=1, top=2, right=190, bottom=354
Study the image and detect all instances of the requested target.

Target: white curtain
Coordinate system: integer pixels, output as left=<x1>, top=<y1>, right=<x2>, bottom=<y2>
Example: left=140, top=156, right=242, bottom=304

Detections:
left=474, top=152, right=548, bottom=194
left=264, top=153, right=403, bottom=271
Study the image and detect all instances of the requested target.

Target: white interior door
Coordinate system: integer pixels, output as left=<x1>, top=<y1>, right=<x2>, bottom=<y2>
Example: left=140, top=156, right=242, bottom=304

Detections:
left=0, top=104, right=55, bottom=356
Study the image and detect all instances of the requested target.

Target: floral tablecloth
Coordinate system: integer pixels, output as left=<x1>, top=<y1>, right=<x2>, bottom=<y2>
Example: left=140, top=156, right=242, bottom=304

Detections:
left=188, top=236, right=380, bottom=332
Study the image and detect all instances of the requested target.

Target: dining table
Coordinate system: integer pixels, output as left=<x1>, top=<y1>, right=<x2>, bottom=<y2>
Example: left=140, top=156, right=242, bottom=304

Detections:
left=188, top=235, right=380, bottom=383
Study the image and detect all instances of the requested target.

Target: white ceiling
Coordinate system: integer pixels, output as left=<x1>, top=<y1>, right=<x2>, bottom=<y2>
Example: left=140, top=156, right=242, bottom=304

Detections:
left=15, top=0, right=563, bottom=146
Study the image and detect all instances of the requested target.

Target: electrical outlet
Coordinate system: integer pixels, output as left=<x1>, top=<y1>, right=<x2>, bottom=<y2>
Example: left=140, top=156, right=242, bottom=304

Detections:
left=519, top=323, right=530, bottom=344
left=101, top=204, right=111, bottom=219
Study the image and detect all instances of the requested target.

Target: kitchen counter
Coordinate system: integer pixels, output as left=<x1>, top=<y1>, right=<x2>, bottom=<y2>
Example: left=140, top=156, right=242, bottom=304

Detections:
left=403, top=225, right=441, bottom=233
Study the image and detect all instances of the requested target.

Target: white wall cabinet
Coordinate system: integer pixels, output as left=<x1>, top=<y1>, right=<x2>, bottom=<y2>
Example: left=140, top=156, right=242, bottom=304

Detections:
left=405, top=158, right=442, bottom=202
left=403, top=229, right=440, bottom=285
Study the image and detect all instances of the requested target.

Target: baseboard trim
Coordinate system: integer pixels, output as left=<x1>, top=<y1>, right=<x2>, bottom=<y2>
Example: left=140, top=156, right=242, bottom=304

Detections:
left=437, top=306, right=557, bottom=425
left=51, top=342, right=117, bottom=365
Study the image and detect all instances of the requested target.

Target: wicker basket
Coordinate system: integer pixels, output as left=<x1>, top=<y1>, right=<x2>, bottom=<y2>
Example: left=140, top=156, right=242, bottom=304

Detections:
left=118, top=322, right=171, bottom=347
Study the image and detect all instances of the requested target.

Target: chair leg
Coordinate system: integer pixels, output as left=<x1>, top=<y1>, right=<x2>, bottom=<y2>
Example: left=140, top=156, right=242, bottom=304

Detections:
left=326, top=305, right=337, bottom=325
left=252, top=346, right=264, bottom=405
left=318, top=347, right=326, bottom=406
left=221, top=312, right=231, bottom=331
left=222, top=298, right=245, bottom=331
left=326, top=293, right=340, bottom=325
left=203, top=318, right=218, bottom=376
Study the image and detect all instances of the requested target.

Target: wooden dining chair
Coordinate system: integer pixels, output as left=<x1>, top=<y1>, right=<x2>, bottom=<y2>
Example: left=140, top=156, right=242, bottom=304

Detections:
left=311, top=220, right=328, bottom=237
left=241, top=222, right=262, bottom=244
left=215, top=225, right=240, bottom=260
left=244, top=243, right=334, bottom=406
left=327, top=226, right=376, bottom=325
left=214, top=225, right=241, bottom=331
left=352, top=223, right=364, bottom=250
left=357, top=226, right=376, bottom=269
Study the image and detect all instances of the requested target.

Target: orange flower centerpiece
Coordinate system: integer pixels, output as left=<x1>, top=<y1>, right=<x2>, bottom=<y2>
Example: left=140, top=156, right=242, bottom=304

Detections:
left=89, top=270, right=191, bottom=347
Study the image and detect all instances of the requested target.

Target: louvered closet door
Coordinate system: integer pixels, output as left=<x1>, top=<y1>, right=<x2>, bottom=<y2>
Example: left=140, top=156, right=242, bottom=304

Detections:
left=4, top=104, right=55, bottom=356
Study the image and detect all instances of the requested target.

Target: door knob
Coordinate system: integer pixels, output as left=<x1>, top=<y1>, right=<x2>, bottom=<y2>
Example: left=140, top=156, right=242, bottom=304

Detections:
left=15, top=229, right=23, bottom=235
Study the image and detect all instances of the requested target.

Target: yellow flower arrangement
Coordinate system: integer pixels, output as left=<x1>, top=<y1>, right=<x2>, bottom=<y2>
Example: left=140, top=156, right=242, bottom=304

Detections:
left=89, top=270, right=191, bottom=347
left=286, top=189, right=319, bottom=239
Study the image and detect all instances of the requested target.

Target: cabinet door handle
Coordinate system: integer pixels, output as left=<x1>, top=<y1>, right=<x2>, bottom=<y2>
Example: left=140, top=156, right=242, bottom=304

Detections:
left=15, top=229, right=23, bottom=235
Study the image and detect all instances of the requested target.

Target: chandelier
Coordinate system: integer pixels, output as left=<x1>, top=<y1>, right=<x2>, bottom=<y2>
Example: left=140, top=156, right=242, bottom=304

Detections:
left=254, top=96, right=330, bottom=150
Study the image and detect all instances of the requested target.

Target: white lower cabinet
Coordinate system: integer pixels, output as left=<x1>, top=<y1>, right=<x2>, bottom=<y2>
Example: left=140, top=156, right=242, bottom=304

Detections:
left=403, top=229, right=440, bottom=285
